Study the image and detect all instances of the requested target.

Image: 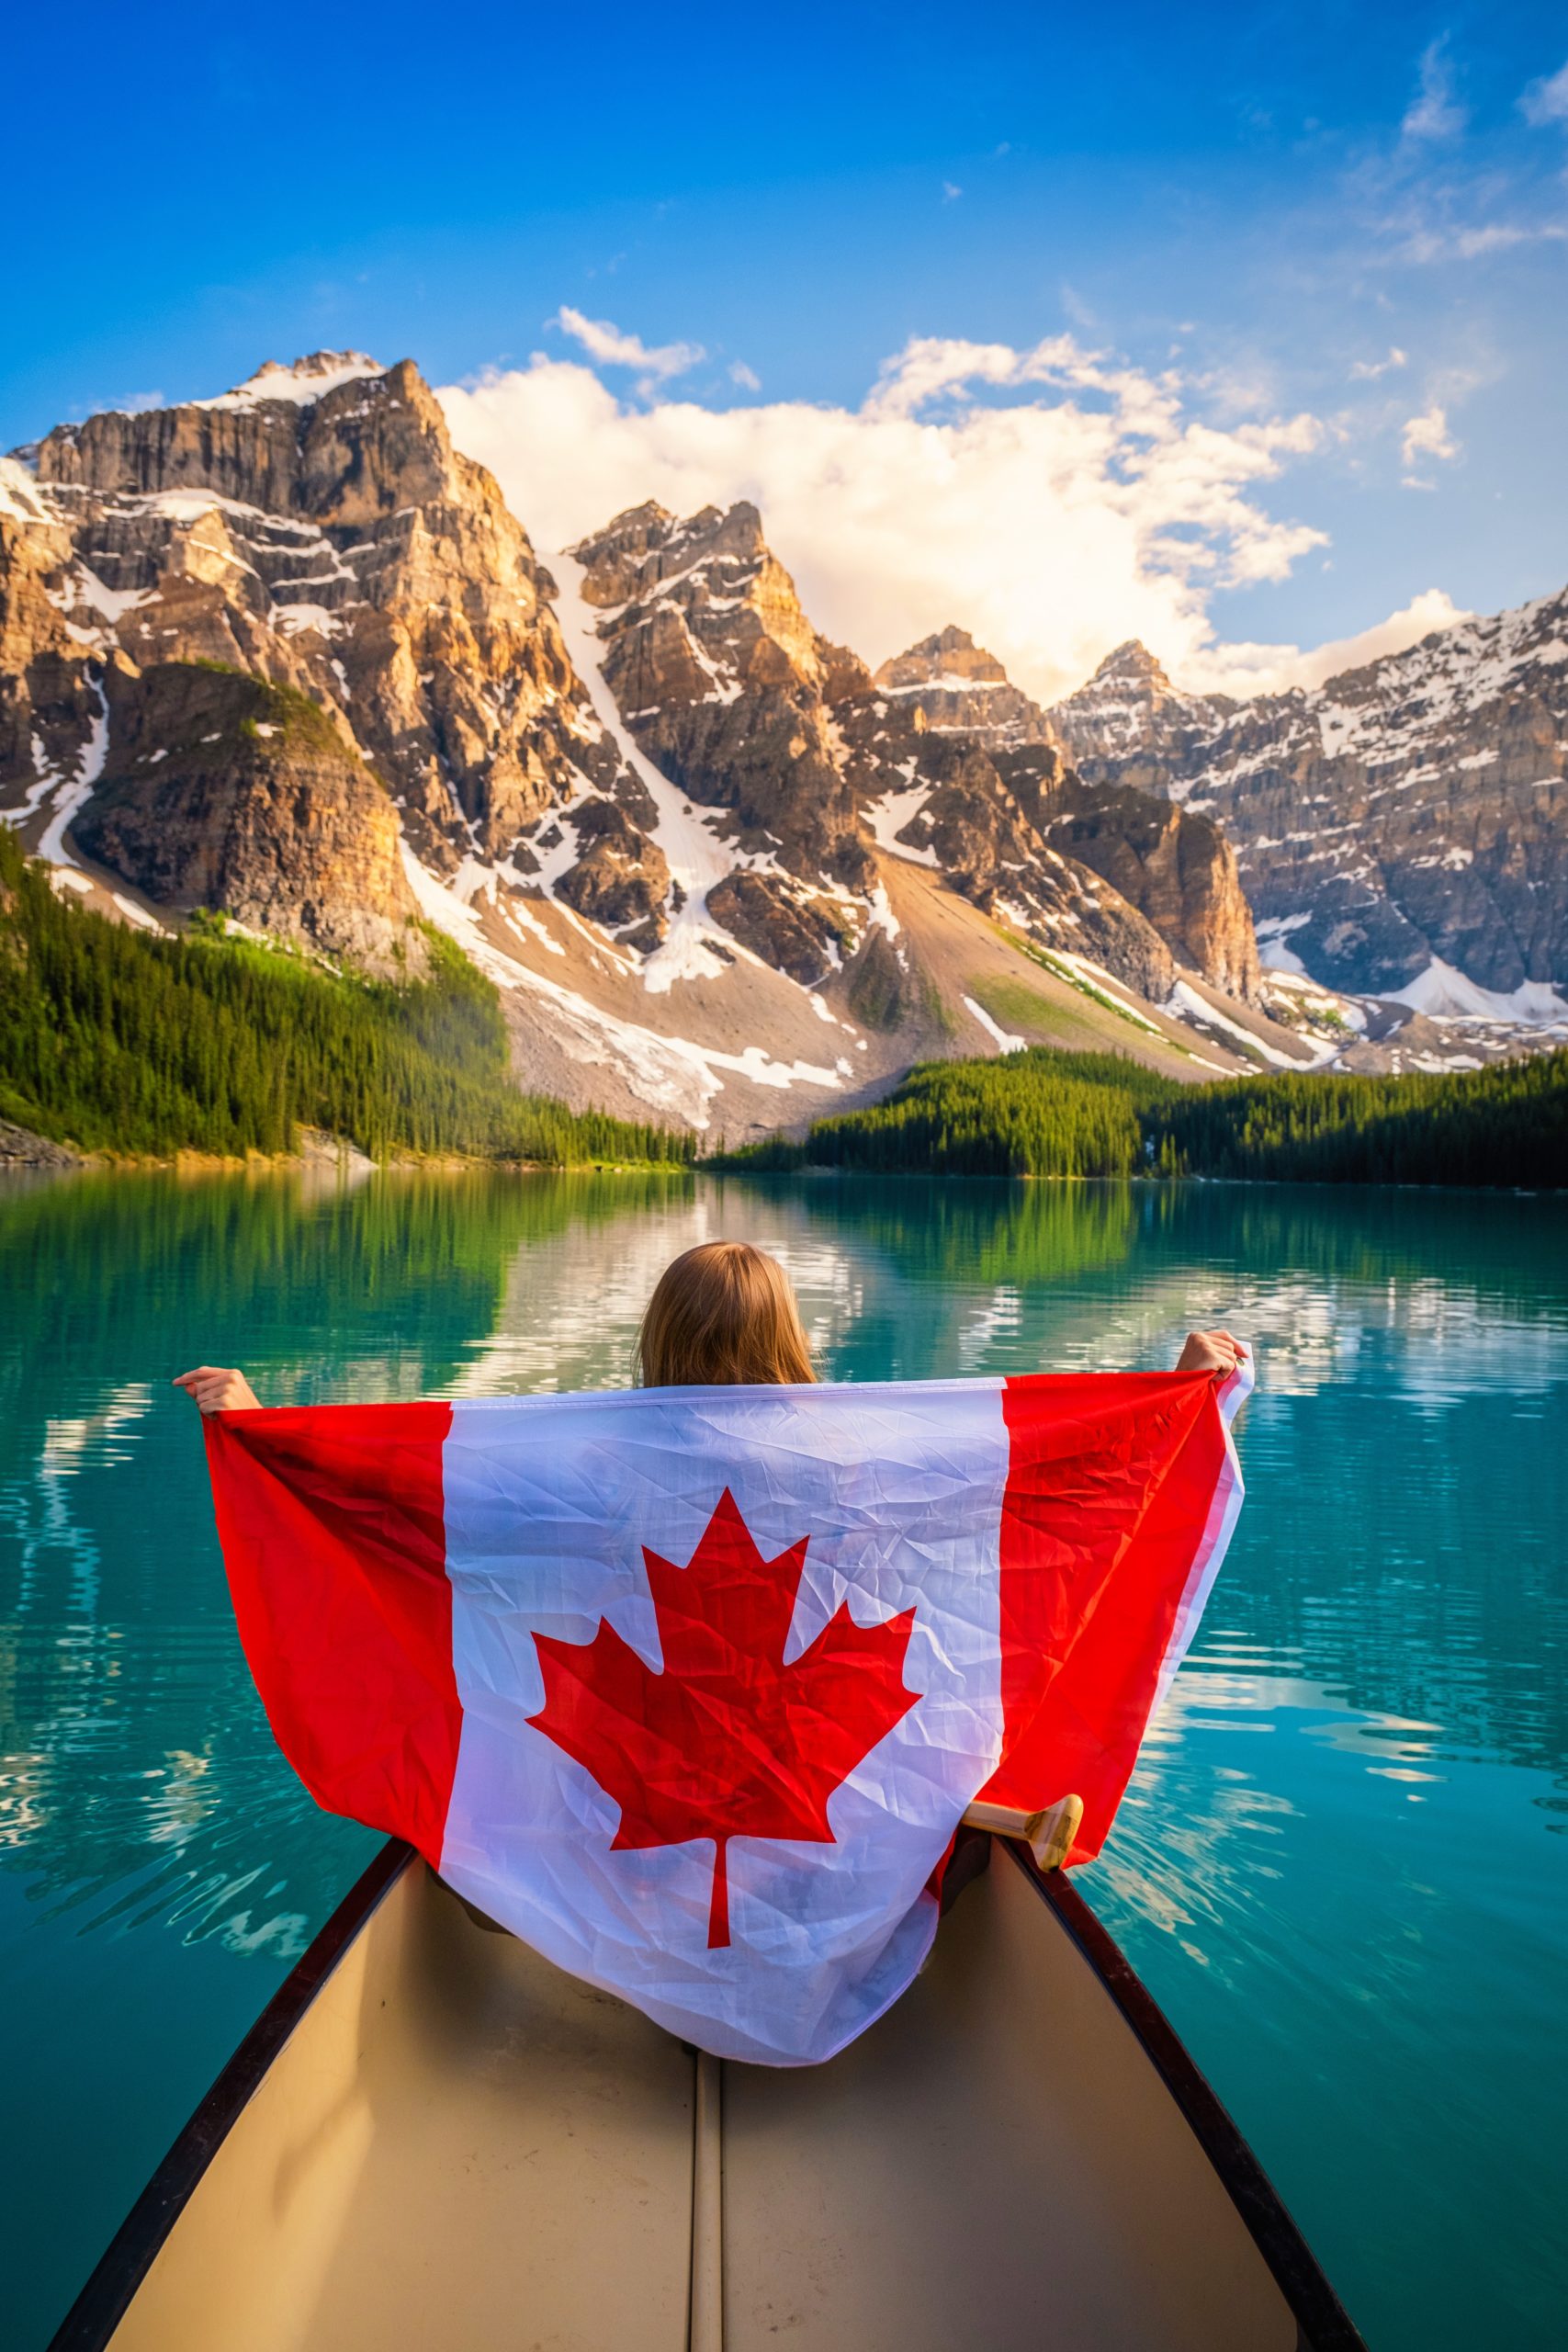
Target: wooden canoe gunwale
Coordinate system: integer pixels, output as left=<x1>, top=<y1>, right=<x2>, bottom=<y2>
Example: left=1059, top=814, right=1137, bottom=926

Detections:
left=1010, top=1845, right=1368, bottom=2352
left=45, top=1837, right=416, bottom=2352
left=47, top=1833, right=1368, bottom=2352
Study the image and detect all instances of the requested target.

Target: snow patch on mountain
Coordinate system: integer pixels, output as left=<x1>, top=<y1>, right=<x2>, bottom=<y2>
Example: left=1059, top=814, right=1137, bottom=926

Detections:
left=963, top=996, right=1023, bottom=1052
left=196, top=354, right=384, bottom=412
left=0, top=456, right=54, bottom=523
left=548, top=550, right=739, bottom=995
left=1167, top=978, right=1332, bottom=1069
left=37, top=679, right=108, bottom=866
left=1389, top=959, right=1568, bottom=1024
left=864, top=779, right=939, bottom=865
left=401, top=842, right=845, bottom=1128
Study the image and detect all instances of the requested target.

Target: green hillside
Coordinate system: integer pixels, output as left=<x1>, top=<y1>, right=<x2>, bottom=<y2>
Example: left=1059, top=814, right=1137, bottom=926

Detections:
left=0, top=830, right=694, bottom=1166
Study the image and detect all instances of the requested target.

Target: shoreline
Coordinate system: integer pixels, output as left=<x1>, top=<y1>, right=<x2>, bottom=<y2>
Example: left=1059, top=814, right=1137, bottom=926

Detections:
left=0, top=1123, right=1557, bottom=1198
left=0, top=1117, right=693, bottom=1179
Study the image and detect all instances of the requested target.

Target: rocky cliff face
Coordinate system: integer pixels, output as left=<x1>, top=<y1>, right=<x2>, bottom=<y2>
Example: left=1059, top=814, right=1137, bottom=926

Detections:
left=1050, top=605, right=1568, bottom=1005
left=570, top=498, right=873, bottom=890
left=76, top=664, right=422, bottom=969
left=1022, top=762, right=1261, bottom=1003
left=13, top=353, right=612, bottom=870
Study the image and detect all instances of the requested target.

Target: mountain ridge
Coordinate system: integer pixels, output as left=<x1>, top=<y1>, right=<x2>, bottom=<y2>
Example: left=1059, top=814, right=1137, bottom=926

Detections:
left=5, top=348, right=1558, bottom=1140
left=1048, top=602, right=1568, bottom=1012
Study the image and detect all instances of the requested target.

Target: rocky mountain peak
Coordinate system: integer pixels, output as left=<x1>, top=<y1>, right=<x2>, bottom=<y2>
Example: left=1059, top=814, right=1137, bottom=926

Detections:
left=1049, top=635, right=1227, bottom=797
left=3, top=355, right=619, bottom=921
left=870, top=625, right=1053, bottom=753
left=569, top=497, right=865, bottom=894
left=696, top=498, right=766, bottom=560
left=875, top=624, right=1006, bottom=689
left=30, top=355, right=473, bottom=533
left=570, top=499, right=672, bottom=577
left=200, top=351, right=384, bottom=410
left=1091, top=639, right=1169, bottom=686
left=571, top=498, right=832, bottom=699
left=834, top=620, right=1262, bottom=1005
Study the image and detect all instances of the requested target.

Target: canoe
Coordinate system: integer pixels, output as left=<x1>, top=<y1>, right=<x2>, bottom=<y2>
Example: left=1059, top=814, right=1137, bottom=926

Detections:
left=50, top=1832, right=1365, bottom=2352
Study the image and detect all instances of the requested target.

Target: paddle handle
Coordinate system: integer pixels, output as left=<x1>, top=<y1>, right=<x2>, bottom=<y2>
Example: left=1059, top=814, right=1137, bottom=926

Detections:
left=961, top=1793, right=1084, bottom=1872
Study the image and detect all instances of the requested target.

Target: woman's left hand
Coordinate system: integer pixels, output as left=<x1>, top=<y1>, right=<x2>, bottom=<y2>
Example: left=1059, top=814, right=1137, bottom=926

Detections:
left=1176, top=1329, right=1247, bottom=1377
left=173, top=1366, right=261, bottom=1414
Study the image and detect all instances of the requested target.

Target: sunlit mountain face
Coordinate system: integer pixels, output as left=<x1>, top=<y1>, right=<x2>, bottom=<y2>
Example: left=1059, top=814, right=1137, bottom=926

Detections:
left=8, top=355, right=1560, bottom=1169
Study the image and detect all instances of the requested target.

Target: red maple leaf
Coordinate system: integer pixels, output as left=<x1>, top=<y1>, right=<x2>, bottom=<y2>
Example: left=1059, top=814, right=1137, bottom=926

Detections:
left=528, top=1488, right=919, bottom=1947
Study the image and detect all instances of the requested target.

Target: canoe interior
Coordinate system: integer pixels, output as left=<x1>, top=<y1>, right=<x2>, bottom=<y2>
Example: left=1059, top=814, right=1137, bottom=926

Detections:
left=58, top=1841, right=1360, bottom=2352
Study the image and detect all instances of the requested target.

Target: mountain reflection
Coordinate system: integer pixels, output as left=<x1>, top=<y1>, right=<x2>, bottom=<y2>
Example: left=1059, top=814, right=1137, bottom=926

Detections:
left=0, top=1170, right=685, bottom=1938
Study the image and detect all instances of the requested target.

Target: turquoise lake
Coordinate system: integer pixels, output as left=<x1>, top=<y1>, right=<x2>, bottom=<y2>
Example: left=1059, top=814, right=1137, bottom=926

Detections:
left=2, top=1168, right=1565, bottom=2350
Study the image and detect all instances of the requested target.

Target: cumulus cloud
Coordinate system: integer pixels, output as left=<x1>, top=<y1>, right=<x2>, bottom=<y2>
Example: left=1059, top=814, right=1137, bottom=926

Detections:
left=1400, top=402, right=1461, bottom=482
left=1402, top=40, right=1467, bottom=143
left=550, top=307, right=705, bottom=390
left=439, top=334, right=1452, bottom=702
left=1519, top=59, right=1568, bottom=126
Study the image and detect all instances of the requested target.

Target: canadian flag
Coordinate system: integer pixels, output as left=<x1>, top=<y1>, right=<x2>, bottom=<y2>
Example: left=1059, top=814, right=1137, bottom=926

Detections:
left=205, top=1363, right=1249, bottom=2064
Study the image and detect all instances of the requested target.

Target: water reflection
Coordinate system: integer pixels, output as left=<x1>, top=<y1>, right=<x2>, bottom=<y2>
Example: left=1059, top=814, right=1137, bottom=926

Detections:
left=1, top=1168, right=1565, bottom=2352
left=0, top=1173, right=686, bottom=1940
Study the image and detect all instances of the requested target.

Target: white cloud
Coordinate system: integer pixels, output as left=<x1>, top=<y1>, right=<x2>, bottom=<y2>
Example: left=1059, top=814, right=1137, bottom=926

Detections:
left=1453, top=220, right=1566, bottom=256
left=550, top=307, right=705, bottom=390
left=942, top=181, right=963, bottom=202
left=1192, top=589, right=1471, bottom=696
left=439, top=333, right=1456, bottom=703
left=728, top=360, right=761, bottom=391
left=1401, top=402, right=1460, bottom=469
left=1349, top=345, right=1407, bottom=379
left=1402, top=40, right=1467, bottom=143
left=1519, top=59, right=1568, bottom=127
left=1391, top=207, right=1567, bottom=263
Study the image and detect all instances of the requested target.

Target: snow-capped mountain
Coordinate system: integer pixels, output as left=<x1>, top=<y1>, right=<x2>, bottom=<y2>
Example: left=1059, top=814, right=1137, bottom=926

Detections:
left=0, top=352, right=1431, bottom=1135
left=1050, top=609, right=1568, bottom=1023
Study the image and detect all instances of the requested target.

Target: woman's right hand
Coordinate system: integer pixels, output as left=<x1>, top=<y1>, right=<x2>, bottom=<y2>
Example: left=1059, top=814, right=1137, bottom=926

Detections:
left=173, top=1366, right=261, bottom=1414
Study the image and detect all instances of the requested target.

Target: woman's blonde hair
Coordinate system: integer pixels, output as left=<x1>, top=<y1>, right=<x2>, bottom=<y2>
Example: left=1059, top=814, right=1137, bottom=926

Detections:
left=637, top=1241, right=817, bottom=1387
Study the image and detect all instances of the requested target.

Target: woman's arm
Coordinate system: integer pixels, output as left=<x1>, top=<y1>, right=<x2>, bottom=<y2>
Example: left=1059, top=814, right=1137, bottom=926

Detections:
left=173, top=1366, right=261, bottom=1414
left=175, top=1348, right=1242, bottom=1408
left=1176, top=1329, right=1247, bottom=1375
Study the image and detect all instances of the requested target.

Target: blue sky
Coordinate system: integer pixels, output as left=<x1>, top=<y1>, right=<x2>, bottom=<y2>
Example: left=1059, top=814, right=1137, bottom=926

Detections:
left=7, top=2, right=1566, bottom=695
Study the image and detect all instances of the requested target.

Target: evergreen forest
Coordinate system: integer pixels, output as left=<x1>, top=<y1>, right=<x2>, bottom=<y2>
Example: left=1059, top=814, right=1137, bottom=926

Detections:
left=0, top=831, right=694, bottom=1166
left=716, top=1045, right=1566, bottom=1188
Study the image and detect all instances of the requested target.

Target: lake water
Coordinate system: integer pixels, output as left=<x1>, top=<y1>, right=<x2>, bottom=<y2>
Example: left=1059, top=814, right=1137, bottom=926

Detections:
left=2, top=1168, right=1565, bottom=2350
